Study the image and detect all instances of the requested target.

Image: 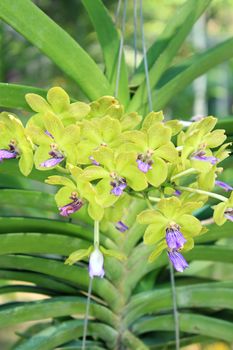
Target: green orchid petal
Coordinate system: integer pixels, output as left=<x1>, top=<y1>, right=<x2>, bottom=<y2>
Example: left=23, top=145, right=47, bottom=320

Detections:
left=88, top=202, right=104, bottom=221
left=34, top=144, right=53, bottom=170
left=142, top=111, right=164, bottom=131
left=157, top=197, right=181, bottom=219
left=198, top=167, right=215, bottom=191
left=122, top=165, right=148, bottom=191
left=143, top=222, right=167, bottom=245
left=115, top=152, right=137, bottom=173
left=92, top=147, right=115, bottom=170
left=26, top=126, right=51, bottom=145
left=43, top=112, right=64, bottom=140
left=82, top=165, right=109, bottom=181
left=55, top=186, right=77, bottom=208
left=63, top=144, right=78, bottom=165
left=213, top=201, right=227, bottom=226
left=25, top=93, right=51, bottom=113
left=122, top=130, right=147, bottom=149
left=165, top=120, right=183, bottom=136
left=95, top=178, right=119, bottom=207
left=204, top=129, right=226, bottom=148
left=178, top=201, right=203, bottom=216
left=76, top=141, right=96, bottom=164
left=45, top=175, right=75, bottom=188
left=148, top=241, right=167, bottom=263
left=82, top=120, right=102, bottom=144
left=121, top=112, right=142, bottom=131
left=60, top=125, right=80, bottom=146
left=47, top=87, right=70, bottom=113
left=67, top=101, right=90, bottom=119
left=177, top=214, right=202, bottom=237
left=100, top=116, right=121, bottom=143
left=65, top=246, right=93, bottom=265
left=147, top=123, right=171, bottom=150
left=146, top=157, right=168, bottom=187
left=18, top=148, right=34, bottom=176
left=182, top=238, right=194, bottom=252
left=137, top=209, right=167, bottom=225
left=153, top=142, right=178, bottom=162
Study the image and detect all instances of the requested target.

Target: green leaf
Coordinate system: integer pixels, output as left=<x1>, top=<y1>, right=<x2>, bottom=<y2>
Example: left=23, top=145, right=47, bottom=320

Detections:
left=147, top=37, right=233, bottom=112
left=0, top=297, right=116, bottom=328
left=129, top=0, right=212, bottom=111
left=81, top=0, right=129, bottom=104
left=132, top=313, right=233, bottom=342
left=0, top=83, right=47, bottom=110
left=0, top=0, right=111, bottom=100
left=13, top=320, right=117, bottom=350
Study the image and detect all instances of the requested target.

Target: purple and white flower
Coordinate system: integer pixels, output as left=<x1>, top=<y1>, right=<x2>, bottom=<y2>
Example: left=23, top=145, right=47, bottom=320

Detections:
left=167, top=251, right=189, bottom=272
left=191, top=150, right=218, bottom=165
left=89, top=246, right=105, bottom=279
left=115, top=221, right=128, bottom=232
left=215, top=180, right=233, bottom=192
left=166, top=224, right=186, bottom=250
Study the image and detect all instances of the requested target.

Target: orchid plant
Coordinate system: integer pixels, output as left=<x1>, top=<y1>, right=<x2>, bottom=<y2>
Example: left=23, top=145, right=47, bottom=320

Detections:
left=0, top=0, right=233, bottom=348
left=1, top=87, right=232, bottom=279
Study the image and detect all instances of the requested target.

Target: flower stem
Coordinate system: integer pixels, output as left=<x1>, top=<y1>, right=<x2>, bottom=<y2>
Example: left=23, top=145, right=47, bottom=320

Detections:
left=171, top=168, right=197, bottom=182
left=94, top=220, right=100, bottom=246
left=177, top=186, right=228, bottom=202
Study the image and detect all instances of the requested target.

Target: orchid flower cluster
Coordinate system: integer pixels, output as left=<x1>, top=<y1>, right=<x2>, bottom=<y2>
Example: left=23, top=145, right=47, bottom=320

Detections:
left=0, top=87, right=232, bottom=277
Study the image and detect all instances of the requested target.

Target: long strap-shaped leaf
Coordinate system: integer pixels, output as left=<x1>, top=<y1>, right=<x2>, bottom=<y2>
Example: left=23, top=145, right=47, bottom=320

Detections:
left=14, top=320, right=117, bottom=350
left=81, top=0, right=129, bottom=104
left=128, top=0, right=212, bottom=112
left=0, top=0, right=111, bottom=100
left=0, top=254, right=120, bottom=310
left=125, top=283, right=233, bottom=325
left=132, top=313, right=233, bottom=342
left=0, top=269, right=79, bottom=294
left=0, top=296, right=117, bottom=328
left=147, top=37, right=233, bottom=112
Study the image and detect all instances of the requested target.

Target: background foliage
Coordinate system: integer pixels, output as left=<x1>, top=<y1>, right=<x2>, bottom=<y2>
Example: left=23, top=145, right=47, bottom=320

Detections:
left=0, top=0, right=232, bottom=349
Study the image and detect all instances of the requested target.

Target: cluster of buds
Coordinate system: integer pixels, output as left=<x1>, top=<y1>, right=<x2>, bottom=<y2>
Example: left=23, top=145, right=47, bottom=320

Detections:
left=0, top=87, right=232, bottom=276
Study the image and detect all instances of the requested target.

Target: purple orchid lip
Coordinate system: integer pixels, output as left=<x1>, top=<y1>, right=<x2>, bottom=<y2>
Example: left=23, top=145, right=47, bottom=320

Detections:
left=166, top=225, right=186, bottom=250
left=0, top=143, right=18, bottom=162
left=137, top=152, right=153, bottom=173
left=110, top=175, right=127, bottom=196
left=215, top=180, right=233, bottom=192
left=167, top=251, right=189, bottom=272
left=40, top=148, right=64, bottom=168
left=191, top=150, right=218, bottom=165
left=59, top=194, right=83, bottom=217
left=224, top=208, right=233, bottom=222
left=88, top=246, right=105, bottom=279
left=115, top=221, right=129, bottom=232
